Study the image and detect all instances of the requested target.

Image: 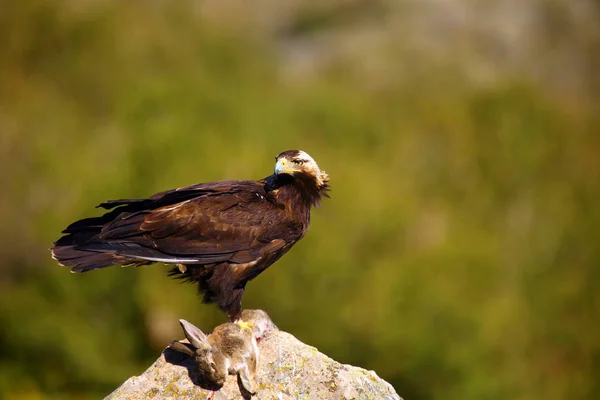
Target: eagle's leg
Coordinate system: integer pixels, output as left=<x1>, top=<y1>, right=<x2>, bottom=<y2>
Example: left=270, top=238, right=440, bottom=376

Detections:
left=195, top=264, right=246, bottom=321
left=225, top=287, right=244, bottom=322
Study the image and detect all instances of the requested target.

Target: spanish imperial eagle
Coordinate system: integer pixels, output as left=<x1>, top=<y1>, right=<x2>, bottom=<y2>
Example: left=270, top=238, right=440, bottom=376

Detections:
left=51, top=150, right=329, bottom=320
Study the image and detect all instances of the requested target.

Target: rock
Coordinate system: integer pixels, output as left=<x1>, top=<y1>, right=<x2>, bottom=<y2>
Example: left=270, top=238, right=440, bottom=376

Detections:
left=106, top=330, right=401, bottom=400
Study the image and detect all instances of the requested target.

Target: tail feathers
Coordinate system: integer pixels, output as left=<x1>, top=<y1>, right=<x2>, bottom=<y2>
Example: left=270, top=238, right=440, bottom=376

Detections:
left=54, top=212, right=123, bottom=248
left=51, top=245, right=140, bottom=272
left=52, top=202, right=152, bottom=272
left=52, top=194, right=203, bottom=272
left=52, top=240, right=203, bottom=272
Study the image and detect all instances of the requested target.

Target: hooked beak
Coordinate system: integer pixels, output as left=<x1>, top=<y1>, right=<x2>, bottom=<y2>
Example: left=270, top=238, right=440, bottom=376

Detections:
left=274, top=158, right=296, bottom=175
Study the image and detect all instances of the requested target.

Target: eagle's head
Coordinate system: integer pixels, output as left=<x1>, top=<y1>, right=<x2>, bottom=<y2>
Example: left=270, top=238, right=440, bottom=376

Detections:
left=274, top=150, right=329, bottom=190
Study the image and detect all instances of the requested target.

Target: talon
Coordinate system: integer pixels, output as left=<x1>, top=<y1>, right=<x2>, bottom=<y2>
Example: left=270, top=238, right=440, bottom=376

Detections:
left=176, top=263, right=187, bottom=273
left=235, top=320, right=254, bottom=334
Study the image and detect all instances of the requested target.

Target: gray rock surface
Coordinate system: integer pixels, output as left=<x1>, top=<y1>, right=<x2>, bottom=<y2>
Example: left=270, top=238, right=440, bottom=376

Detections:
left=106, top=330, right=401, bottom=400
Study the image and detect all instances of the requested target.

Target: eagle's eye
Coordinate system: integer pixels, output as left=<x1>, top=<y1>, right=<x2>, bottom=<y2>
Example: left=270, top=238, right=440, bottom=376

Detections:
left=210, top=362, right=216, bottom=370
left=293, top=159, right=304, bottom=166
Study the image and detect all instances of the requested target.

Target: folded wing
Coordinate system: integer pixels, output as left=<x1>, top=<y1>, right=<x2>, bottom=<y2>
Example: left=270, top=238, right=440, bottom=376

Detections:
left=52, top=180, right=296, bottom=272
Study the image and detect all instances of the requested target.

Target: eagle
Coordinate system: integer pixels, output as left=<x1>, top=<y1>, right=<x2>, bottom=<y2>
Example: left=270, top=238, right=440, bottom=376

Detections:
left=51, top=150, right=329, bottom=321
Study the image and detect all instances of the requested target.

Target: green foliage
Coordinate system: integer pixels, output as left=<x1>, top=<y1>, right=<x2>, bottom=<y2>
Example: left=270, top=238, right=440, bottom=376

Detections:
left=1, top=1, right=599, bottom=399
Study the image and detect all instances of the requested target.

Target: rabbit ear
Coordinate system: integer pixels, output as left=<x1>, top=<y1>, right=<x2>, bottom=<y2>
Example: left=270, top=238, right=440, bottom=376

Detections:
left=179, top=319, right=210, bottom=350
left=169, top=340, right=196, bottom=356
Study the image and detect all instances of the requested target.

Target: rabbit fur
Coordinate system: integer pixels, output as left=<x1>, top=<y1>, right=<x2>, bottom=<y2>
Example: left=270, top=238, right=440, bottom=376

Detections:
left=170, top=310, right=277, bottom=394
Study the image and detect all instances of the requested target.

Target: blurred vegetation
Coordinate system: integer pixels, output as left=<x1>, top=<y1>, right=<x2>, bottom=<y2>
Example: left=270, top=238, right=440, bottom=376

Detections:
left=1, top=0, right=599, bottom=399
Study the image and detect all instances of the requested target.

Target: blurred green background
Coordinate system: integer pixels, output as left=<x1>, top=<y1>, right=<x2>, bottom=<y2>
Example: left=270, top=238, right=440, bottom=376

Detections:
left=1, top=0, right=599, bottom=399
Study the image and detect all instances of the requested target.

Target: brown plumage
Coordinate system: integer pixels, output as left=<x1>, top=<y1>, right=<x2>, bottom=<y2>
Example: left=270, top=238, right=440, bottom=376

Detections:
left=51, top=150, right=329, bottom=320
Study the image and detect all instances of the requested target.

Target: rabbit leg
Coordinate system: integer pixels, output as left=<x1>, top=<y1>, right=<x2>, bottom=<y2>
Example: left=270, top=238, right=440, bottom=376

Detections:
left=248, top=348, right=258, bottom=377
left=237, top=363, right=257, bottom=395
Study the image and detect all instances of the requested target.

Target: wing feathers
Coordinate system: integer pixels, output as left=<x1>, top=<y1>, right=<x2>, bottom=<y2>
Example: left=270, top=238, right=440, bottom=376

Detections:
left=96, top=199, right=151, bottom=209
left=74, top=241, right=241, bottom=264
left=53, top=179, right=303, bottom=271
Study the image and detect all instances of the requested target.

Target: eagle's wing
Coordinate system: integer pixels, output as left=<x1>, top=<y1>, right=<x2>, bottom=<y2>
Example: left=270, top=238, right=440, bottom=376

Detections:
left=63, top=181, right=296, bottom=268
